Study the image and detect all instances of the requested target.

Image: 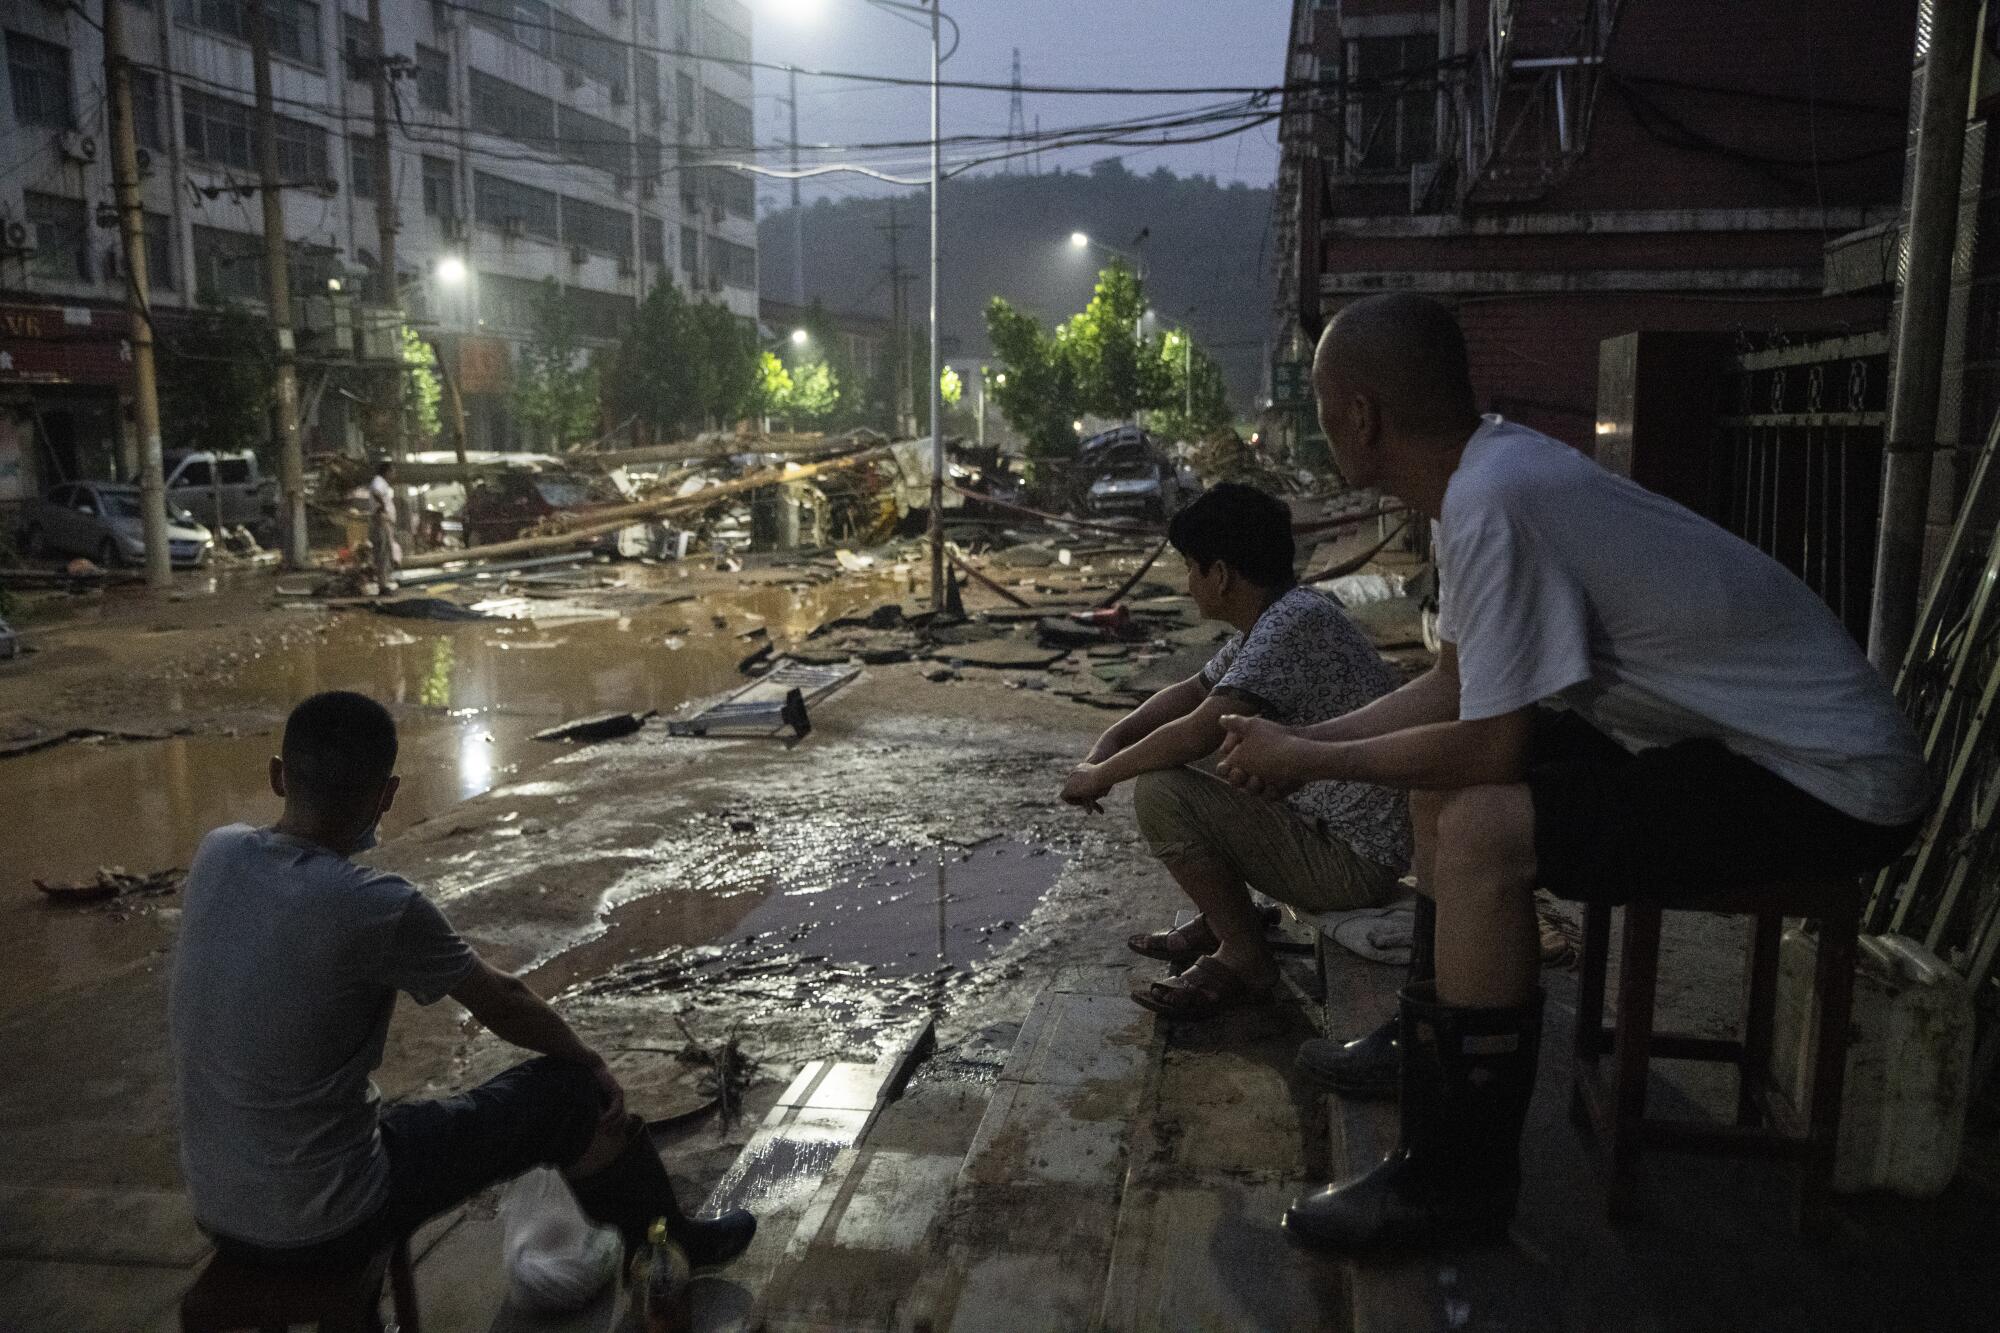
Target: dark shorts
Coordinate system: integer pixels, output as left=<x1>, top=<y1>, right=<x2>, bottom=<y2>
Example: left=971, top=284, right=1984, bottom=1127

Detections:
left=1527, top=709, right=1922, bottom=905
left=210, top=1056, right=604, bottom=1270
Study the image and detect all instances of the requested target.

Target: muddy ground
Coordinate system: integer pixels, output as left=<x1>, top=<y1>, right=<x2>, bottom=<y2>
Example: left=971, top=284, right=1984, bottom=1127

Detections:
left=0, top=539, right=1316, bottom=1211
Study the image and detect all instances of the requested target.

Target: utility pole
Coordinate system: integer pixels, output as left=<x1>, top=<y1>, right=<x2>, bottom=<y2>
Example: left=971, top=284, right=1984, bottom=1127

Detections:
left=927, top=0, right=943, bottom=610
left=1005, top=49, right=1026, bottom=172
left=103, top=0, right=169, bottom=587
left=788, top=65, right=803, bottom=306
left=1869, top=0, right=1981, bottom=669
left=880, top=201, right=913, bottom=436
left=366, top=0, right=405, bottom=524
left=248, top=0, right=308, bottom=568
left=976, top=365, right=986, bottom=450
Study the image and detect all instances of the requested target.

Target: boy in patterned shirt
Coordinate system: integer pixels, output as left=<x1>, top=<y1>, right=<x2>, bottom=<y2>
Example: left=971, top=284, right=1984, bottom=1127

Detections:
left=1060, top=482, right=1412, bottom=1018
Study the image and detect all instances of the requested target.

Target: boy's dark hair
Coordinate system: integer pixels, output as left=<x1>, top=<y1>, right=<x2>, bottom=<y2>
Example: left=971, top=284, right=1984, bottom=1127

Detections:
left=1167, top=482, right=1296, bottom=590
left=281, top=691, right=398, bottom=809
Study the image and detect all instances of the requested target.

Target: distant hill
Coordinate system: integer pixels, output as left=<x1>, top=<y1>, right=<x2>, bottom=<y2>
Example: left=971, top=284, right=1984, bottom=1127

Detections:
left=759, top=161, right=1275, bottom=410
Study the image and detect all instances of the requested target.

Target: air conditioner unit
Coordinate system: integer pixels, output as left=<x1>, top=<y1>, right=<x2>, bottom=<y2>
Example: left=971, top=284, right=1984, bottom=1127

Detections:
left=617, top=255, right=636, bottom=277
left=59, top=129, right=99, bottom=163
left=564, top=67, right=585, bottom=90
left=610, top=79, right=627, bottom=106
left=569, top=243, right=587, bottom=265
left=500, top=216, right=525, bottom=238
left=1, top=220, right=34, bottom=254
left=639, top=178, right=656, bottom=200
left=709, top=205, right=723, bottom=224
left=134, top=147, right=155, bottom=178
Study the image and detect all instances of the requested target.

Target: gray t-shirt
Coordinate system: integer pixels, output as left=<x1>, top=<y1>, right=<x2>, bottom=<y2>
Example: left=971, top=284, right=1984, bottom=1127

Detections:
left=169, top=824, right=475, bottom=1247
left=1202, top=586, right=1413, bottom=873
left=1434, top=416, right=1927, bottom=825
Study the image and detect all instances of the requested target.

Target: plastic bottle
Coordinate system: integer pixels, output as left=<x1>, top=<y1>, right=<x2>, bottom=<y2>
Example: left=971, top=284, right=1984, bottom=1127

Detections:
left=637, top=1217, right=692, bottom=1333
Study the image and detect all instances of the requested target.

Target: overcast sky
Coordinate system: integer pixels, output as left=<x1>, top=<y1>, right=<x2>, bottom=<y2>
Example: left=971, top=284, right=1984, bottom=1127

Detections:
left=748, top=0, right=1290, bottom=208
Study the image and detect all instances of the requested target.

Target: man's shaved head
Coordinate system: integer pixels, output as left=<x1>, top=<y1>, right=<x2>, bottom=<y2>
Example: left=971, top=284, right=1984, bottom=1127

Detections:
left=1314, top=293, right=1478, bottom=437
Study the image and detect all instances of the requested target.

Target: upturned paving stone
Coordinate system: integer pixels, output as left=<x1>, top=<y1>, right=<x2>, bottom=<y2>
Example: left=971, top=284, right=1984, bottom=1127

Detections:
left=929, top=638, right=1068, bottom=670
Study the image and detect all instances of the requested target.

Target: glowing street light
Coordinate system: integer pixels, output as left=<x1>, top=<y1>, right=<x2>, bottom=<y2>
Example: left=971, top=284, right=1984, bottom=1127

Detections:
left=1069, top=231, right=1090, bottom=249
left=435, top=255, right=468, bottom=285
left=790, top=327, right=809, bottom=347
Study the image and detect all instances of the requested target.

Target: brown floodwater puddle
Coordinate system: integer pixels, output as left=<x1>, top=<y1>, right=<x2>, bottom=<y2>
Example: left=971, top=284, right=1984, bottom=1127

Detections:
left=0, top=570, right=907, bottom=892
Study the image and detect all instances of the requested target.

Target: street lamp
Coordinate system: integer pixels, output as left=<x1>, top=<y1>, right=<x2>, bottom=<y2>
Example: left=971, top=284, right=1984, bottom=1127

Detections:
left=434, top=255, right=467, bottom=285
left=790, top=327, right=809, bottom=348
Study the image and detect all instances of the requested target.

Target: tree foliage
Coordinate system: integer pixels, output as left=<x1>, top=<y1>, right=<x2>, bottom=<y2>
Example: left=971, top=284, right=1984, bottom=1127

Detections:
left=984, top=261, right=1229, bottom=457
left=399, top=325, right=442, bottom=442
left=604, top=285, right=760, bottom=437
left=939, top=365, right=962, bottom=408
left=511, top=278, right=600, bottom=451
left=751, top=350, right=793, bottom=420
left=787, top=360, right=840, bottom=425
left=156, top=305, right=274, bottom=462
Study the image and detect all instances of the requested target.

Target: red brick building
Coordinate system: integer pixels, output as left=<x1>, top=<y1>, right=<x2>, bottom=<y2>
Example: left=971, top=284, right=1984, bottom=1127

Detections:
left=1273, top=0, right=1915, bottom=450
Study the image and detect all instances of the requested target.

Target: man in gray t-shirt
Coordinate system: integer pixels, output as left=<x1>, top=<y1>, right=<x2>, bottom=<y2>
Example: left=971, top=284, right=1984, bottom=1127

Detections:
left=1059, top=483, right=1409, bottom=1020
left=169, top=691, right=755, bottom=1271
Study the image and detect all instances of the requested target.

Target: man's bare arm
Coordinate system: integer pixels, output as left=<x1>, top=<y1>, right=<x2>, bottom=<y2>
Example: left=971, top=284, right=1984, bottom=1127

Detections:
left=450, top=957, right=623, bottom=1123
left=1084, top=673, right=1209, bottom=763
left=1090, top=691, right=1259, bottom=787
left=1296, top=642, right=1461, bottom=744
left=1220, top=705, right=1535, bottom=794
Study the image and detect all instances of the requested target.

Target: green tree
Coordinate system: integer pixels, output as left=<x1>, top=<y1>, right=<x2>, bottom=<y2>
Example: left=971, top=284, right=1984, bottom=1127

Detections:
left=156, top=305, right=274, bottom=461
left=751, top=350, right=793, bottom=421
left=1057, top=261, right=1167, bottom=421
left=788, top=360, right=840, bottom=426
left=985, top=297, right=1082, bottom=457
left=604, top=287, right=761, bottom=436
left=687, top=301, right=758, bottom=428
left=399, top=325, right=442, bottom=443
left=1146, top=329, right=1232, bottom=443
left=939, top=365, right=963, bottom=408
left=511, top=278, right=600, bottom=450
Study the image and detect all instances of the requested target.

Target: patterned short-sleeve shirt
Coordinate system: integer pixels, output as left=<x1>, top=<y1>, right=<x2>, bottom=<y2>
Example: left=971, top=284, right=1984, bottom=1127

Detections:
left=1202, top=585, right=1413, bottom=873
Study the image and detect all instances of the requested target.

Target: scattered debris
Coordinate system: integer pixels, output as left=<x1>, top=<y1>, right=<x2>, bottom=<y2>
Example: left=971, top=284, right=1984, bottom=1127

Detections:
left=933, top=639, right=1069, bottom=671
left=532, top=711, right=657, bottom=744
left=0, top=616, right=17, bottom=661
left=35, top=866, right=185, bottom=906
left=369, top=597, right=490, bottom=622
left=737, top=642, right=776, bottom=675
left=669, top=662, right=855, bottom=738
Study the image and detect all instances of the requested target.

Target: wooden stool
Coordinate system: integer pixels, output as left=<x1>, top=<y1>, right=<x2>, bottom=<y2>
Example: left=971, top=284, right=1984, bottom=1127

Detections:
left=180, top=1236, right=420, bottom=1333
left=1568, top=877, right=1861, bottom=1233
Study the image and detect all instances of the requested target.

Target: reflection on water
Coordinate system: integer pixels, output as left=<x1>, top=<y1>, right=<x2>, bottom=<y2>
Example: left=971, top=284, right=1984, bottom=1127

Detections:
left=0, top=573, right=901, bottom=888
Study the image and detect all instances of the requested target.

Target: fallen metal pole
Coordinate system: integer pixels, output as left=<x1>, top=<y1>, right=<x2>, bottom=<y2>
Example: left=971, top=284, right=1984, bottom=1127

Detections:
left=1096, top=537, right=1170, bottom=609
left=946, top=549, right=1032, bottom=608
left=398, top=448, right=887, bottom=571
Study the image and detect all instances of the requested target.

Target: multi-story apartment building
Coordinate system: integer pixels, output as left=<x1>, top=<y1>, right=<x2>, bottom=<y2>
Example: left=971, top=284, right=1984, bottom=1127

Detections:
left=0, top=0, right=757, bottom=507
left=1271, top=0, right=1910, bottom=453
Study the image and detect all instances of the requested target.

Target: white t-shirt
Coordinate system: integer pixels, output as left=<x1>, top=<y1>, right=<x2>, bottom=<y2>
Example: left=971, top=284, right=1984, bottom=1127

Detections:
left=1434, top=416, right=1927, bottom=826
left=169, top=825, right=475, bottom=1246
left=368, top=474, right=397, bottom=525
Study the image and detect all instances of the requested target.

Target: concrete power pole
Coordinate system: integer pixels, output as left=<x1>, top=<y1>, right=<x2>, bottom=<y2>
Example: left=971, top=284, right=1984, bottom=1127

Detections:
left=789, top=65, right=803, bottom=306
left=248, top=0, right=308, bottom=568
left=881, top=201, right=913, bottom=436
left=103, top=0, right=170, bottom=587
left=366, top=0, right=404, bottom=493
left=1869, top=0, right=1982, bottom=669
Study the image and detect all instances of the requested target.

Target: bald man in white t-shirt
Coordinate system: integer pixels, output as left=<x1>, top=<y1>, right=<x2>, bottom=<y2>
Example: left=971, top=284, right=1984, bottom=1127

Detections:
left=1216, top=294, right=1927, bottom=1253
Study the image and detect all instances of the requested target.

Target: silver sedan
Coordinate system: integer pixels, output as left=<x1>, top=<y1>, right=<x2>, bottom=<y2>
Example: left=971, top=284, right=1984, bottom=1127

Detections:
left=18, top=482, right=215, bottom=568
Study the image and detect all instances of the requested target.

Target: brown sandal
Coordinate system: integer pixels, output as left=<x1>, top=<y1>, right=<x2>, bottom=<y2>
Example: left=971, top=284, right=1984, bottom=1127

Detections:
left=1126, top=915, right=1220, bottom=963
left=1130, top=955, right=1274, bottom=1019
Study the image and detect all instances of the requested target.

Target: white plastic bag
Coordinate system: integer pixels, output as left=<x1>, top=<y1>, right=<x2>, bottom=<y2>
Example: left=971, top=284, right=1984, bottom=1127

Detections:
left=499, top=1167, right=622, bottom=1313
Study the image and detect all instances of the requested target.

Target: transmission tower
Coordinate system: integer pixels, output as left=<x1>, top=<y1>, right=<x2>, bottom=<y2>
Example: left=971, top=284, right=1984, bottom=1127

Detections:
left=1005, top=48, right=1028, bottom=173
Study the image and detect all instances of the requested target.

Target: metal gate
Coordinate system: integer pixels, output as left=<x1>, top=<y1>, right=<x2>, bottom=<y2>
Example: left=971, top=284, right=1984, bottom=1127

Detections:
left=1713, top=331, right=1889, bottom=642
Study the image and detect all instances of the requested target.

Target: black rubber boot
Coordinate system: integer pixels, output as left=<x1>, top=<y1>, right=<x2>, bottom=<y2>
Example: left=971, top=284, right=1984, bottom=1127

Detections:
left=1284, top=982, right=1544, bottom=1251
left=1296, top=896, right=1435, bottom=1098
left=568, top=1117, right=757, bottom=1271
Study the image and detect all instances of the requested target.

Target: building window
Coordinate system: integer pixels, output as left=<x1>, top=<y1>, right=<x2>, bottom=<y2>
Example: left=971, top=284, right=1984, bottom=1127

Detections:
left=641, top=215, right=665, bottom=264
left=704, top=90, right=752, bottom=149
left=415, top=44, right=450, bottom=112
left=349, top=134, right=380, bottom=200
left=679, top=225, right=697, bottom=276
left=129, top=68, right=164, bottom=150
left=676, top=71, right=695, bottom=131
left=6, top=30, right=74, bottom=128
left=560, top=195, right=631, bottom=261
left=711, top=236, right=755, bottom=291
left=697, top=11, right=749, bottom=65
left=557, top=103, right=627, bottom=178
left=469, top=68, right=554, bottom=144
left=1345, top=33, right=1436, bottom=172
left=340, top=13, right=376, bottom=78
left=192, top=224, right=263, bottom=303
left=25, top=192, right=89, bottom=283
left=552, top=10, right=623, bottom=87
left=175, top=0, right=324, bottom=69
left=477, top=270, right=547, bottom=331
left=466, top=0, right=553, bottom=55
left=566, top=286, right=634, bottom=340
left=182, top=90, right=327, bottom=179
left=421, top=154, right=457, bottom=218
left=143, top=211, right=177, bottom=291
left=473, top=170, right=559, bottom=241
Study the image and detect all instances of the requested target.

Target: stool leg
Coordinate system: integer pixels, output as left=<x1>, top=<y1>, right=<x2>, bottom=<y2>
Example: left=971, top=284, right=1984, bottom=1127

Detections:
left=1801, top=909, right=1859, bottom=1237
left=1607, top=902, right=1662, bottom=1220
left=389, top=1238, right=420, bottom=1333
left=1739, top=913, right=1782, bottom=1127
left=1576, top=901, right=1612, bottom=1062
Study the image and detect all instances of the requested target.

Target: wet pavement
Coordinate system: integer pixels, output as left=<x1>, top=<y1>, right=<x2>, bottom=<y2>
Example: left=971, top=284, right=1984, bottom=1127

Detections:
left=1, top=568, right=906, bottom=889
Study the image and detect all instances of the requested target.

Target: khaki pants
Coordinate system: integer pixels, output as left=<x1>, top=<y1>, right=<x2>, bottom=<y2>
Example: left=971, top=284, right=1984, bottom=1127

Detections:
left=1133, top=766, right=1399, bottom=914
left=371, top=514, right=398, bottom=588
